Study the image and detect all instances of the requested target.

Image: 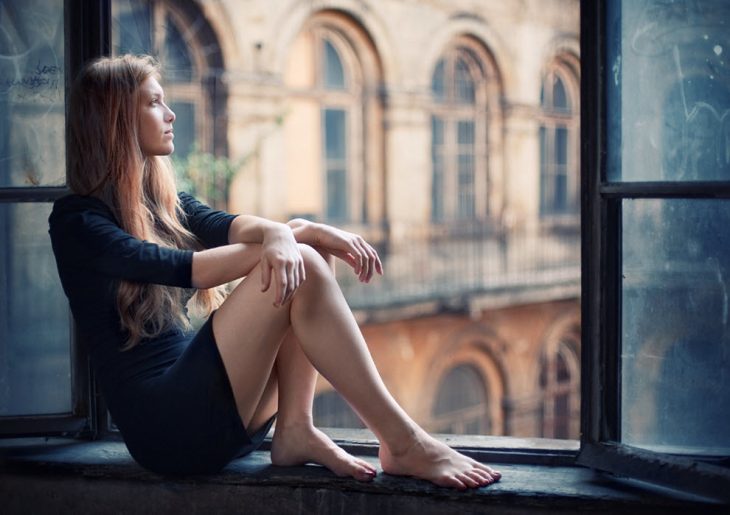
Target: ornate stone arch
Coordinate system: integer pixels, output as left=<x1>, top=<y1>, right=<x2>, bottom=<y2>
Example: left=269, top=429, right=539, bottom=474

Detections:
left=417, top=16, right=510, bottom=95
left=421, top=324, right=508, bottom=435
left=280, top=8, right=386, bottom=226
left=270, top=0, right=395, bottom=84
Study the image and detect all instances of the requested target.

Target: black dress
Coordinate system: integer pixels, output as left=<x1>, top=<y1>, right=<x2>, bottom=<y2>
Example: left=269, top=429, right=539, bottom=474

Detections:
left=48, top=193, right=273, bottom=475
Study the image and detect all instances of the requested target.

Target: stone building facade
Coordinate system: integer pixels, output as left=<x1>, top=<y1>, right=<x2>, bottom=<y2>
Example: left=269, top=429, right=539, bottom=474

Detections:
left=111, top=0, right=581, bottom=438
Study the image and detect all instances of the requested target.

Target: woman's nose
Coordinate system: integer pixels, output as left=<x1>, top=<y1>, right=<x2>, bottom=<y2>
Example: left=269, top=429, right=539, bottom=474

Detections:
left=166, top=106, right=175, bottom=123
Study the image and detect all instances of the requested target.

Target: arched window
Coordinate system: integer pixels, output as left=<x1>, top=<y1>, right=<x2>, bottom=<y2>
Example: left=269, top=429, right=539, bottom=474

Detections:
left=430, top=39, right=497, bottom=223
left=539, top=64, right=579, bottom=217
left=540, top=338, right=580, bottom=439
left=313, top=390, right=364, bottom=429
left=431, top=364, right=490, bottom=434
left=112, top=0, right=225, bottom=158
left=284, top=12, right=384, bottom=226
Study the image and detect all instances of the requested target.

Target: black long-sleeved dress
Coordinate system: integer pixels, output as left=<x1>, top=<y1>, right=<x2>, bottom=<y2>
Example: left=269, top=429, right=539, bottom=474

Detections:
left=49, top=193, right=271, bottom=475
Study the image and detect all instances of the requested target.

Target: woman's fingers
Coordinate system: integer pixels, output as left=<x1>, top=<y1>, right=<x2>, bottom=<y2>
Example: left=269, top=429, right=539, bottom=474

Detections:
left=351, top=237, right=382, bottom=283
left=312, top=224, right=384, bottom=282
left=264, top=256, right=305, bottom=307
left=358, top=241, right=372, bottom=282
left=261, top=257, right=272, bottom=292
left=274, top=263, right=287, bottom=306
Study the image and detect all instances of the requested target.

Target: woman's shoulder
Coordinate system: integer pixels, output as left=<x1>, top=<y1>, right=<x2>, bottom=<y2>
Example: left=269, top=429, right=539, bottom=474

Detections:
left=49, top=194, right=116, bottom=228
left=53, top=193, right=108, bottom=210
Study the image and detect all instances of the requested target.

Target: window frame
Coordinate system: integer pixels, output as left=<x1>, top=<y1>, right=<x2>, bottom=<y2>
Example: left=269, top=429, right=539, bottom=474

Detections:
left=577, top=0, right=730, bottom=502
left=0, top=0, right=110, bottom=438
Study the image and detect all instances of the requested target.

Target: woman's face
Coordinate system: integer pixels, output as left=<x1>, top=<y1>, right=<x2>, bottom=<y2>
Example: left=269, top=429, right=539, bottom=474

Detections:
left=137, top=76, right=176, bottom=156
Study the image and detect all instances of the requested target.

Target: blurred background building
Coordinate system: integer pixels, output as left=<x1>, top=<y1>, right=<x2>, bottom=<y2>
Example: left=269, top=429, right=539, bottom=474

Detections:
left=0, top=0, right=581, bottom=440
left=111, top=0, right=581, bottom=439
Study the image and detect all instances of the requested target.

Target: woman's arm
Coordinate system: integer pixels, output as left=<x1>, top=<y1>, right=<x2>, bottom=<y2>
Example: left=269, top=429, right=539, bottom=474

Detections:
left=191, top=243, right=262, bottom=289
left=227, top=214, right=289, bottom=244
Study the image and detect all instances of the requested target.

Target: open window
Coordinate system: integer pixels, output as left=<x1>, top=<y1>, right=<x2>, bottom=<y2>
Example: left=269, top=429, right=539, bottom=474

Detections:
left=579, top=0, right=730, bottom=502
left=0, top=0, right=110, bottom=438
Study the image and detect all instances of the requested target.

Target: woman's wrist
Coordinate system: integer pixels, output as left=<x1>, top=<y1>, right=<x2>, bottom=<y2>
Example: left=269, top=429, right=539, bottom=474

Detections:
left=262, top=220, right=293, bottom=241
left=287, top=218, right=320, bottom=245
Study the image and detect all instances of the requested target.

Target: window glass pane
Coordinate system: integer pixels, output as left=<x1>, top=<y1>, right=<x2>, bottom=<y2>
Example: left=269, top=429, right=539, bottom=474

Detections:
left=163, top=13, right=194, bottom=83
left=540, top=126, right=550, bottom=214
left=539, top=81, right=546, bottom=106
left=432, top=365, right=490, bottom=434
left=608, top=1, right=730, bottom=181
left=622, top=199, right=730, bottom=454
left=555, top=126, right=568, bottom=166
left=457, top=153, right=475, bottom=219
left=324, top=108, right=346, bottom=159
left=323, top=39, right=345, bottom=90
left=326, top=168, right=347, bottom=221
left=457, top=121, right=475, bottom=220
left=552, top=75, right=569, bottom=111
left=454, top=56, right=475, bottom=104
left=323, top=108, right=347, bottom=221
left=0, top=202, right=71, bottom=415
left=0, top=0, right=65, bottom=187
left=457, top=120, right=474, bottom=145
left=431, top=58, right=445, bottom=101
left=313, top=390, right=364, bottom=428
left=112, top=0, right=151, bottom=55
left=431, top=116, right=444, bottom=221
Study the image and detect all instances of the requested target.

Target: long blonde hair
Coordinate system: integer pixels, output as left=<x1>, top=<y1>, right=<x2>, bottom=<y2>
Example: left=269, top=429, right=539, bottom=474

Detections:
left=68, top=54, right=222, bottom=349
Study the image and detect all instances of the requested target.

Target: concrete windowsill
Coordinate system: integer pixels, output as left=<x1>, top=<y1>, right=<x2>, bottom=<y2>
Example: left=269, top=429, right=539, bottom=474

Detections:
left=0, top=435, right=725, bottom=514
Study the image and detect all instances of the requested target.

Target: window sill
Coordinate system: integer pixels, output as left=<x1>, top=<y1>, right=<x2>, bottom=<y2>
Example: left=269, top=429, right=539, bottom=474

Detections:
left=0, top=435, right=724, bottom=514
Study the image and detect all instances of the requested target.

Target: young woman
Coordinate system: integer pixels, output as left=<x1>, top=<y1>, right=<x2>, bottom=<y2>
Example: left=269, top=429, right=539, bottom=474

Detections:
left=49, top=54, right=501, bottom=489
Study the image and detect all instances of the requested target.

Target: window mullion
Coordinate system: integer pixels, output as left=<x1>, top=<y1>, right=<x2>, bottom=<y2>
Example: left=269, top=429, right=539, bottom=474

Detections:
left=601, top=182, right=730, bottom=199
left=601, top=198, right=622, bottom=442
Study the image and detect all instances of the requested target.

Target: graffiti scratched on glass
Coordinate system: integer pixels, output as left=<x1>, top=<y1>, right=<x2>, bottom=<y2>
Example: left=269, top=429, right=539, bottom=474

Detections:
left=0, top=1, right=65, bottom=187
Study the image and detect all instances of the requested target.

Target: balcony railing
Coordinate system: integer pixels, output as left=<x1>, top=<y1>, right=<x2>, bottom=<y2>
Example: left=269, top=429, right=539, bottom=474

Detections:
left=337, top=222, right=581, bottom=311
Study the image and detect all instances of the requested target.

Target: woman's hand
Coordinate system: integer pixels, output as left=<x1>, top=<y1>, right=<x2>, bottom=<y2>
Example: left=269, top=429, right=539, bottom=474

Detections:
left=260, top=224, right=305, bottom=306
left=290, top=219, right=383, bottom=283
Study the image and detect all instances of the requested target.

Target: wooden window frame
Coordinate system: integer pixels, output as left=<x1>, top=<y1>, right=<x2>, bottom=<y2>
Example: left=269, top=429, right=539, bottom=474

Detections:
left=577, top=0, right=730, bottom=502
left=0, top=0, right=110, bottom=438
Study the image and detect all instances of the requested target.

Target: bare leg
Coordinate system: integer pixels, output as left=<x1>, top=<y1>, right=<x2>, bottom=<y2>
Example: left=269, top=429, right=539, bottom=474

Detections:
left=230, top=251, right=376, bottom=481
left=268, top=330, right=376, bottom=481
left=213, top=245, right=500, bottom=489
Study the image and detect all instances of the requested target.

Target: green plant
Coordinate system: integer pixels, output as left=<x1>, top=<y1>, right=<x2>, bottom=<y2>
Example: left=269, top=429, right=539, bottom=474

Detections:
left=172, top=145, right=246, bottom=211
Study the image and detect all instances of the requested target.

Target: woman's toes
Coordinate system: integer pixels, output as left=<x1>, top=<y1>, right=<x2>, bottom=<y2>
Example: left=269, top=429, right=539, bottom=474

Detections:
left=355, top=465, right=376, bottom=481
left=456, top=472, right=480, bottom=488
left=355, top=458, right=377, bottom=474
left=441, top=476, right=467, bottom=490
left=468, top=469, right=491, bottom=486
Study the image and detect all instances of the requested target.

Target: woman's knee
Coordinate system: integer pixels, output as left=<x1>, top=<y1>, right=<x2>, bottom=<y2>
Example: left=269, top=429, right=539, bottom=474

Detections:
left=298, top=244, right=332, bottom=277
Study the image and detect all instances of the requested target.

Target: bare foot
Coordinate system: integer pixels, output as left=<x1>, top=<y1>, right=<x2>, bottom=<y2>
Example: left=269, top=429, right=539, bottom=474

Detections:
left=271, top=422, right=377, bottom=482
left=379, top=428, right=502, bottom=490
